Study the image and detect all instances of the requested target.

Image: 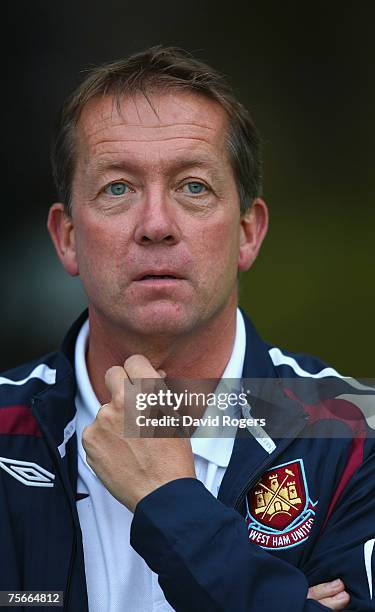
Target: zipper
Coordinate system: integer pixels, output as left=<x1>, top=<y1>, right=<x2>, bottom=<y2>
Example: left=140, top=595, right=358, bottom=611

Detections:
left=64, top=531, right=77, bottom=611
left=30, top=397, right=78, bottom=611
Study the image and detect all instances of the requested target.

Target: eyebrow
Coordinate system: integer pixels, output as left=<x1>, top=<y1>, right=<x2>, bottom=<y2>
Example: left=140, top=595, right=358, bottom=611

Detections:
left=90, top=155, right=226, bottom=181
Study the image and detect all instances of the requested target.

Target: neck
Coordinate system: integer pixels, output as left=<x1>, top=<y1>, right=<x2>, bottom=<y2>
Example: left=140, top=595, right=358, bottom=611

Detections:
left=86, top=302, right=238, bottom=404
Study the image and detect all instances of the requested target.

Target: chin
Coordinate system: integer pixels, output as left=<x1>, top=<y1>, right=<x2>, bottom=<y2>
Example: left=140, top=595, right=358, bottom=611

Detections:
left=126, top=303, right=196, bottom=336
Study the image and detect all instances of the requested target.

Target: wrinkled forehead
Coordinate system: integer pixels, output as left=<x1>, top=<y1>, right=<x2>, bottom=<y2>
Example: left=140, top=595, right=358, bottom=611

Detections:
left=74, top=90, right=230, bottom=157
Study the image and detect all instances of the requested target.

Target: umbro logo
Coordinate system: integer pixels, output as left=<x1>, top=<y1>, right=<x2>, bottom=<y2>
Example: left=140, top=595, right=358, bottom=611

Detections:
left=0, top=456, right=55, bottom=487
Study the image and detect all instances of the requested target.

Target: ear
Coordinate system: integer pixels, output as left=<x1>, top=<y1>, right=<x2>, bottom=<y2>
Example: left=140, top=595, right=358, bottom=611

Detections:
left=238, top=198, right=269, bottom=272
left=47, top=203, right=79, bottom=276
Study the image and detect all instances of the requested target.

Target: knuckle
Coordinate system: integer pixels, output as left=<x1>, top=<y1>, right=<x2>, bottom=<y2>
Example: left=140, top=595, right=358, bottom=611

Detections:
left=96, top=409, right=106, bottom=424
left=105, top=366, right=124, bottom=383
left=124, top=355, right=140, bottom=368
left=307, top=586, right=318, bottom=599
left=124, top=354, right=150, bottom=374
left=125, top=354, right=145, bottom=364
left=82, top=424, right=93, bottom=446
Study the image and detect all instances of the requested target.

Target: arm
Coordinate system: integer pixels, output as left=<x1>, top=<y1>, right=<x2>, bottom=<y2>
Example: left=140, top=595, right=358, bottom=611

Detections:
left=301, top=447, right=375, bottom=611
left=130, top=443, right=374, bottom=611
left=131, top=478, right=352, bottom=611
left=307, top=582, right=350, bottom=611
left=83, top=357, right=373, bottom=611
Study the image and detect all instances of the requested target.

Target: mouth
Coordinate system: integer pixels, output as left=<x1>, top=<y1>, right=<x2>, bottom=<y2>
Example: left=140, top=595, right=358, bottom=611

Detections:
left=134, top=271, right=184, bottom=282
left=138, top=274, right=179, bottom=280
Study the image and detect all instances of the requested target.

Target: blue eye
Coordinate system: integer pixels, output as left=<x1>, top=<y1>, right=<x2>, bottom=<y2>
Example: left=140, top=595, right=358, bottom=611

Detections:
left=105, top=182, right=130, bottom=196
left=183, top=182, right=207, bottom=195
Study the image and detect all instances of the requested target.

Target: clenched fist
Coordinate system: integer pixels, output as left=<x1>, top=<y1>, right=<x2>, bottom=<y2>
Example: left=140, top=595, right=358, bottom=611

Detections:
left=82, top=354, right=196, bottom=512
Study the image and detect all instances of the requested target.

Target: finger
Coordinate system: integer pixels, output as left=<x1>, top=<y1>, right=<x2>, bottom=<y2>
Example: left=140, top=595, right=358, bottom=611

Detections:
left=124, top=354, right=160, bottom=381
left=122, top=373, right=162, bottom=438
left=123, top=356, right=186, bottom=438
left=307, top=579, right=345, bottom=600
left=104, top=366, right=129, bottom=405
left=124, top=356, right=167, bottom=423
left=96, top=402, right=111, bottom=417
left=97, top=402, right=111, bottom=414
left=318, top=591, right=350, bottom=610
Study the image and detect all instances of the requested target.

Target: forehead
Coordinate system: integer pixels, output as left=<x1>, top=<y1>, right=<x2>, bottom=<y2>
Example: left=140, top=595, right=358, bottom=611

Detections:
left=75, top=90, right=230, bottom=167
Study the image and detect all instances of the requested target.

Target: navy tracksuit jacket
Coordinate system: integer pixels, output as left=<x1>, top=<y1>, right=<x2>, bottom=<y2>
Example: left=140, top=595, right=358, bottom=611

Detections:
left=0, top=311, right=374, bottom=611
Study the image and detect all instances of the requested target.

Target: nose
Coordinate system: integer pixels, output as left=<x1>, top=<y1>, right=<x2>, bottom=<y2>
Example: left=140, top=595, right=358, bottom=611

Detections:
left=134, top=189, right=180, bottom=246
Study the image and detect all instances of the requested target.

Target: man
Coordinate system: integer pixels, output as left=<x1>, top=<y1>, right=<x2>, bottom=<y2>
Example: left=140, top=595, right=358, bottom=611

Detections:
left=0, top=46, right=373, bottom=611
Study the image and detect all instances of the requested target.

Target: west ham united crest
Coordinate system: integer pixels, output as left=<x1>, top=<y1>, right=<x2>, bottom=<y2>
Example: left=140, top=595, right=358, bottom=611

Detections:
left=246, top=459, right=318, bottom=550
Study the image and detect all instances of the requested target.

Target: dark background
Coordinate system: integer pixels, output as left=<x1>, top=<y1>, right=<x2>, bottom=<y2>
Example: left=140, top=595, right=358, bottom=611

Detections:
left=3, top=2, right=374, bottom=374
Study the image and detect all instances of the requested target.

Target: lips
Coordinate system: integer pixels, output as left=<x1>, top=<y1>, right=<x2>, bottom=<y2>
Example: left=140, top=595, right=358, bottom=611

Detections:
left=134, top=270, right=184, bottom=281
left=141, top=275, right=177, bottom=280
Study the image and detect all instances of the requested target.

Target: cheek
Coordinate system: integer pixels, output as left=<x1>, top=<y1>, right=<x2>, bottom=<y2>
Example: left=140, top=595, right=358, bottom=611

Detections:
left=74, top=219, right=129, bottom=280
left=203, top=218, right=240, bottom=258
left=192, top=219, right=240, bottom=277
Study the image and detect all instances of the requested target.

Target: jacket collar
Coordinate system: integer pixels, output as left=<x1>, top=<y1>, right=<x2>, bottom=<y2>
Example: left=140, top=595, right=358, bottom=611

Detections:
left=30, top=313, right=88, bottom=506
left=240, top=310, right=277, bottom=379
left=31, top=309, right=308, bottom=510
left=31, top=310, right=88, bottom=447
left=54, top=307, right=278, bottom=380
left=33, top=308, right=308, bottom=438
left=217, top=310, right=308, bottom=509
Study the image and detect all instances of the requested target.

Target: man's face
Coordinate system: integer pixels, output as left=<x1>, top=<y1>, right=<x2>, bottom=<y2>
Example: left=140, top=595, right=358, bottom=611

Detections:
left=64, top=90, right=253, bottom=336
